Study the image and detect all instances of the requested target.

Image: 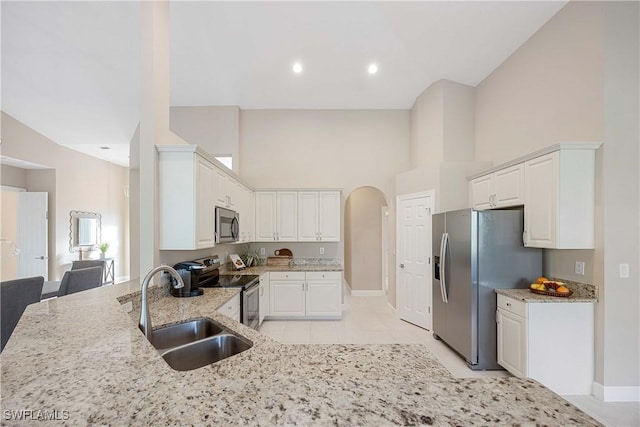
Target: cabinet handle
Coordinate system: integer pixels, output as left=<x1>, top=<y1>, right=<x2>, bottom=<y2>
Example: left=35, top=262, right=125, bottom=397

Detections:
left=522, top=230, right=527, bottom=246
left=506, top=302, right=511, bottom=307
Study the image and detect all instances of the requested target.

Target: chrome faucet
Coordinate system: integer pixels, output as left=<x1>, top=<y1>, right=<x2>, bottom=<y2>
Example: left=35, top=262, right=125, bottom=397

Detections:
left=139, top=265, right=185, bottom=340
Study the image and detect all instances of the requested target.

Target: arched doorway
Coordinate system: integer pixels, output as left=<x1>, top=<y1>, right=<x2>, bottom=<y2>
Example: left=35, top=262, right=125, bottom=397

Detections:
left=344, top=186, right=388, bottom=295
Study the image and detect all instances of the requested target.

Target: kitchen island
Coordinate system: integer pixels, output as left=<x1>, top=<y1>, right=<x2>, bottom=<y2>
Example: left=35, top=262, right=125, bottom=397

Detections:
left=0, top=278, right=600, bottom=426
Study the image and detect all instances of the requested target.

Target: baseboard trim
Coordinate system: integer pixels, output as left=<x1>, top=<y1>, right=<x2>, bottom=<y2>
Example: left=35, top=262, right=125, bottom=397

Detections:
left=387, top=302, right=397, bottom=313
left=592, top=381, right=640, bottom=402
left=350, top=290, right=385, bottom=297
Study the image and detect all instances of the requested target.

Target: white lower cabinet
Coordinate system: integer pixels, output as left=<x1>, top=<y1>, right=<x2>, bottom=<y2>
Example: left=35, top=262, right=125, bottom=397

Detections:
left=268, top=271, right=342, bottom=319
left=269, top=272, right=306, bottom=317
left=217, top=293, right=241, bottom=323
left=496, top=294, right=594, bottom=395
left=258, top=273, right=269, bottom=324
left=496, top=298, right=527, bottom=378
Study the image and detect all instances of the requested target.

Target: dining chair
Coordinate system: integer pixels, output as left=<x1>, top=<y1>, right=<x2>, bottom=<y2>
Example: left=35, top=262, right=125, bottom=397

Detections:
left=71, top=260, right=105, bottom=284
left=57, top=266, right=103, bottom=297
left=1, top=276, right=44, bottom=352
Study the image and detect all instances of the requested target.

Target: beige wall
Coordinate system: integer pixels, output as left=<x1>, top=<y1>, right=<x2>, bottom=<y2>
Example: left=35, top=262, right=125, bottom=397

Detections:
left=475, top=1, right=639, bottom=392
left=475, top=2, right=604, bottom=163
left=1, top=112, right=130, bottom=280
left=170, top=106, right=241, bottom=173
left=1, top=190, right=19, bottom=280
left=601, top=0, right=639, bottom=390
left=344, top=187, right=387, bottom=291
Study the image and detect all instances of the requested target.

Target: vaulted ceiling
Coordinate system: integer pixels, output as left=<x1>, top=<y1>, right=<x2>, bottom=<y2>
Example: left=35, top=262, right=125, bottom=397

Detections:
left=1, top=1, right=566, bottom=167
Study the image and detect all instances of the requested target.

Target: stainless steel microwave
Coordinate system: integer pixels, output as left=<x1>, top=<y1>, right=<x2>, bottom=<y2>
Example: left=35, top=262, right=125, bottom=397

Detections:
left=215, top=207, right=239, bottom=243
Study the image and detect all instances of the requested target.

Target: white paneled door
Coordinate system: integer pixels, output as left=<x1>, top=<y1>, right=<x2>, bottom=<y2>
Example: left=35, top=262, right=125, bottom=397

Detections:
left=397, top=192, right=433, bottom=330
left=17, top=192, right=48, bottom=280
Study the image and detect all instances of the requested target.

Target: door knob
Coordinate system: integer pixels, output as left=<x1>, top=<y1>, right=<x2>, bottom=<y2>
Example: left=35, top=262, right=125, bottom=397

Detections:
left=400, top=264, right=405, bottom=268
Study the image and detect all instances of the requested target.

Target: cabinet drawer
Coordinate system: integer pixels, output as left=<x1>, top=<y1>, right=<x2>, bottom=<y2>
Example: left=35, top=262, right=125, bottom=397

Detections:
left=306, top=271, right=341, bottom=281
left=497, top=294, right=527, bottom=318
left=217, top=293, right=240, bottom=316
left=269, top=271, right=305, bottom=281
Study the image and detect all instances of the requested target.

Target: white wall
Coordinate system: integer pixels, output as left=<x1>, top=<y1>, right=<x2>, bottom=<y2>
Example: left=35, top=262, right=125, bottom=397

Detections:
left=475, top=1, right=639, bottom=395
left=1, top=112, right=130, bottom=280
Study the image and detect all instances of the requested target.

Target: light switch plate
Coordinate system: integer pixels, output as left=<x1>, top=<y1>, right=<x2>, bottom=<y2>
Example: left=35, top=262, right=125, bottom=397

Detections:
left=575, top=261, right=585, bottom=275
left=260, top=248, right=266, bottom=255
left=620, top=263, right=629, bottom=278
left=319, top=247, right=325, bottom=255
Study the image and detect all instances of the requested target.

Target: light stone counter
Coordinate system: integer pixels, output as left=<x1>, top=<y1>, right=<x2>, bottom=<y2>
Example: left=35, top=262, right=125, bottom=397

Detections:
left=0, top=278, right=600, bottom=426
left=496, top=279, right=597, bottom=303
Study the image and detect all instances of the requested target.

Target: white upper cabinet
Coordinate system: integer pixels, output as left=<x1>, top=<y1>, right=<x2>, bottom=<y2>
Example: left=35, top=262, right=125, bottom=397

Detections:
left=255, top=192, right=277, bottom=241
left=158, top=150, right=216, bottom=250
left=255, top=191, right=298, bottom=241
left=524, top=147, right=597, bottom=249
left=276, top=192, right=298, bottom=241
left=214, top=167, right=238, bottom=210
left=470, top=174, right=494, bottom=210
left=470, top=164, right=524, bottom=210
left=237, top=184, right=254, bottom=242
left=298, top=191, right=341, bottom=241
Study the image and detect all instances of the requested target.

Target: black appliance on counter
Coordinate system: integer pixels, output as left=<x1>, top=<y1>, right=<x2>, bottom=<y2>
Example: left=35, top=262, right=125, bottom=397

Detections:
left=170, top=256, right=261, bottom=330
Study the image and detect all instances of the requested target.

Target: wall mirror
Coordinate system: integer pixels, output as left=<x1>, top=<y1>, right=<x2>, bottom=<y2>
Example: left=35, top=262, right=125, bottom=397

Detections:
left=69, top=211, right=101, bottom=252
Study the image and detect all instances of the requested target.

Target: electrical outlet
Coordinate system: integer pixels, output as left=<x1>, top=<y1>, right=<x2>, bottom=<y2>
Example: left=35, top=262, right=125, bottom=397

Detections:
left=260, top=248, right=266, bottom=255
left=319, top=247, right=325, bottom=255
left=575, top=261, right=585, bottom=275
left=620, top=263, right=629, bottom=278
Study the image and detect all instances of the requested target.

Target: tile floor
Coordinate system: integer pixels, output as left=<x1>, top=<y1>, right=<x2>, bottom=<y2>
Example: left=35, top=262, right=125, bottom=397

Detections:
left=260, top=295, right=640, bottom=427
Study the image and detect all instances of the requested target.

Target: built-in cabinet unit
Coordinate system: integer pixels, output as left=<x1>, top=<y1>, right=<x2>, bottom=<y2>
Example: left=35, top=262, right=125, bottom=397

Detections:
left=470, top=164, right=525, bottom=210
left=217, top=293, right=241, bottom=323
left=157, top=145, right=254, bottom=250
left=254, top=191, right=298, bottom=241
left=268, top=271, right=342, bottom=319
left=298, top=191, right=341, bottom=241
left=496, top=294, right=595, bottom=395
left=158, top=150, right=216, bottom=250
left=468, top=142, right=601, bottom=249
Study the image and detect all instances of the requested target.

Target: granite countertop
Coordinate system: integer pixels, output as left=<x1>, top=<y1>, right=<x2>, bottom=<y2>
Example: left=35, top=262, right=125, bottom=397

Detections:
left=0, top=279, right=600, bottom=426
left=495, top=279, right=598, bottom=303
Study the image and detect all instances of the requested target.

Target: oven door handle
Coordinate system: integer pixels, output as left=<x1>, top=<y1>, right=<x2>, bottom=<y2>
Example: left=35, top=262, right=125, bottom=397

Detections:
left=244, top=282, right=260, bottom=297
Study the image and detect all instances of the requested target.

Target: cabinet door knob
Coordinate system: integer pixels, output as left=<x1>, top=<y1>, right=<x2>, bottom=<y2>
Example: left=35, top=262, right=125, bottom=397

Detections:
left=400, top=264, right=405, bottom=268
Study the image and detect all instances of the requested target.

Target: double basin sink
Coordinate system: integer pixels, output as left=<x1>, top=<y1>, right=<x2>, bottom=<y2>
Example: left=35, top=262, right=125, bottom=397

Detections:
left=150, top=317, right=252, bottom=371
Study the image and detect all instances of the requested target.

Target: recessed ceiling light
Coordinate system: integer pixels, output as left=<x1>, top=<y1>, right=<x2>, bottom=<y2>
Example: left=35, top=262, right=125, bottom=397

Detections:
left=292, top=62, right=303, bottom=74
left=368, top=63, right=378, bottom=75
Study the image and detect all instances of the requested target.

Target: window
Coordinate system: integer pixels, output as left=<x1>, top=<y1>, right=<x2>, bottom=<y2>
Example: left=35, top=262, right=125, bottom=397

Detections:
left=215, top=156, right=232, bottom=170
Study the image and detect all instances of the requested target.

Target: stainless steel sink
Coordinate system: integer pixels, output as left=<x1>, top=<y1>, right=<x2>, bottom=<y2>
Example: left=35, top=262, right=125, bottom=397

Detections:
left=151, top=317, right=224, bottom=351
left=161, top=334, right=253, bottom=371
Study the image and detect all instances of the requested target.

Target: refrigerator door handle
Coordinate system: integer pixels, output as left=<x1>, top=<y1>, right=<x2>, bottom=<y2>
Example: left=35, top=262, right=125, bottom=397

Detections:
left=440, top=233, right=449, bottom=303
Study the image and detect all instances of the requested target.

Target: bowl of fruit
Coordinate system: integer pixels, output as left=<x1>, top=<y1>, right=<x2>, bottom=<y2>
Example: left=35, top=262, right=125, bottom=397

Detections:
left=529, top=277, right=573, bottom=297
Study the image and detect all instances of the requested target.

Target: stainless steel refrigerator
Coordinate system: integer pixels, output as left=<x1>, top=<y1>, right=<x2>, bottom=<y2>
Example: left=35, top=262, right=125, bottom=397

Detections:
left=432, top=208, right=542, bottom=370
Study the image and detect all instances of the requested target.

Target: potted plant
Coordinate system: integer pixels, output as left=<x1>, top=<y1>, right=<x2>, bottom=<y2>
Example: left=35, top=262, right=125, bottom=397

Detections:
left=241, top=249, right=260, bottom=267
left=98, top=242, right=109, bottom=259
